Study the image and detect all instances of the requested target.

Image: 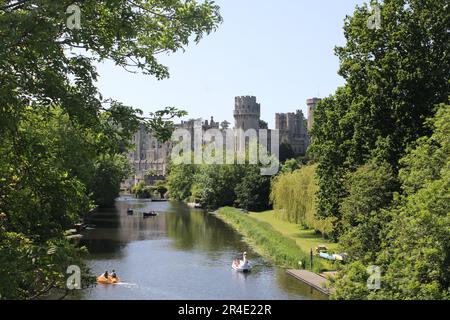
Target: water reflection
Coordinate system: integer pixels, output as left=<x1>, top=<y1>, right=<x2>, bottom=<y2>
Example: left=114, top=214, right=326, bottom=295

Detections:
left=75, top=198, right=327, bottom=300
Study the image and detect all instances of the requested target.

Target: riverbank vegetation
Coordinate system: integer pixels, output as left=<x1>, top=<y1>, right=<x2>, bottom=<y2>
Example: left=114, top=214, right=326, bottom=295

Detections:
left=271, top=164, right=335, bottom=237
left=331, top=105, right=450, bottom=300
left=0, top=0, right=222, bottom=299
left=309, top=0, right=449, bottom=299
left=172, top=0, right=450, bottom=300
left=167, top=163, right=271, bottom=211
left=249, top=211, right=338, bottom=255
left=132, top=181, right=169, bottom=199
left=216, top=207, right=329, bottom=272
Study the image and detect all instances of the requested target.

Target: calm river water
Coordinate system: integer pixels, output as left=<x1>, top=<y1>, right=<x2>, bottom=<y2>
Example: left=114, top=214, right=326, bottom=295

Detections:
left=74, top=197, right=326, bottom=300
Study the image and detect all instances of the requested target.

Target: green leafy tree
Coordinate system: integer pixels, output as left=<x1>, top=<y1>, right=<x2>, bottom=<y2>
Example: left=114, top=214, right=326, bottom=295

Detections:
left=270, top=164, right=335, bottom=236
left=192, top=165, right=244, bottom=210
left=167, top=163, right=197, bottom=201
left=339, top=162, right=398, bottom=262
left=259, top=120, right=268, bottom=129
left=90, top=154, right=132, bottom=207
left=280, top=158, right=301, bottom=174
left=235, top=165, right=271, bottom=211
left=131, top=181, right=152, bottom=199
left=0, top=0, right=222, bottom=299
left=279, top=142, right=295, bottom=163
left=372, top=103, right=450, bottom=300
left=154, top=181, right=168, bottom=199
left=0, top=107, right=92, bottom=240
left=334, top=104, right=450, bottom=300
left=311, top=0, right=450, bottom=237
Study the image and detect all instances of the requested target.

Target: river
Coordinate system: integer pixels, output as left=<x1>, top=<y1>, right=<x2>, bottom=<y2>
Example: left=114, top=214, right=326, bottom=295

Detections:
left=74, top=197, right=327, bottom=300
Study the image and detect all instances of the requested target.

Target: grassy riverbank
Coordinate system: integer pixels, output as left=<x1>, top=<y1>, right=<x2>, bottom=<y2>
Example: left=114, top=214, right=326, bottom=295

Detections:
left=216, top=207, right=334, bottom=272
left=249, top=211, right=338, bottom=254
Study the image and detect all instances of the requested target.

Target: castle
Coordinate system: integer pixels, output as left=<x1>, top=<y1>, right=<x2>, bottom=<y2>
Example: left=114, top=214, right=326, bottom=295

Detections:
left=275, top=110, right=309, bottom=155
left=122, top=96, right=321, bottom=188
left=307, top=97, right=321, bottom=132
left=234, top=96, right=261, bottom=131
left=122, top=117, right=219, bottom=189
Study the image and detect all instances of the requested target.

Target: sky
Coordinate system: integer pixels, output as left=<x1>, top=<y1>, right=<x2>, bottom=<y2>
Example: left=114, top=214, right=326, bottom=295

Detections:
left=95, top=0, right=367, bottom=128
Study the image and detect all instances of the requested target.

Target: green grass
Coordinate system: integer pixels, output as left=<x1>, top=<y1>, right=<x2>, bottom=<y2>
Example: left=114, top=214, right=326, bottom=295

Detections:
left=217, top=207, right=334, bottom=272
left=249, top=210, right=338, bottom=253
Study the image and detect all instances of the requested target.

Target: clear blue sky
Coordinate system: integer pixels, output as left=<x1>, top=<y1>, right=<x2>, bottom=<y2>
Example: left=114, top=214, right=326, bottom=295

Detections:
left=95, top=0, right=367, bottom=128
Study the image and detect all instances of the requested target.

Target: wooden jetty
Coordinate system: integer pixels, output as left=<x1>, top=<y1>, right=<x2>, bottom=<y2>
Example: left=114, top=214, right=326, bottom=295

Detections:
left=286, top=269, right=334, bottom=296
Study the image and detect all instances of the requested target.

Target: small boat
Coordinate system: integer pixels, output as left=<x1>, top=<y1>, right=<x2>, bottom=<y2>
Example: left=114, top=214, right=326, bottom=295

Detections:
left=127, top=208, right=134, bottom=215
left=232, top=252, right=252, bottom=272
left=318, top=252, right=337, bottom=261
left=333, top=253, right=348, bottom=262
left=97, top=275, right=120, bottom=285
left=143, top=211, right=157, bottom=217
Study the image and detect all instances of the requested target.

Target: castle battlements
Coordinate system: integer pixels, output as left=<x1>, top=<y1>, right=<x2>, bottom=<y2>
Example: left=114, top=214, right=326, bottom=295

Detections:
left=234, top=96, right=261, bottom=131
left=235, top=95, right=257, bottom=105
left=234, top=96, right=260, bottom=114
left=122, top=95, right=318, bottom=190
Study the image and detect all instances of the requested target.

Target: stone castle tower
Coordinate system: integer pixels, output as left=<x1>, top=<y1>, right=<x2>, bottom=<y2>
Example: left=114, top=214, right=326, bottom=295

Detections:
left=234, top=96, right=261, bottom=131
left=307, top=97, right=321, bottom=132
left=275, top=110, right=309, bottom=155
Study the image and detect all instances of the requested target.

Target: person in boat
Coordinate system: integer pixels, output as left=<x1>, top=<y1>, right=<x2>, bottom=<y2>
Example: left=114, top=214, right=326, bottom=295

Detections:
left=101, top=270, right=109, bottom=279
left=111, top=269, right=117, bottom=279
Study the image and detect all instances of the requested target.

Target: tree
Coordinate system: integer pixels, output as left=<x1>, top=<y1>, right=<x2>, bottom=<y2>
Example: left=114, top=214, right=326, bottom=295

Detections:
left=259, top=120, right=268, bottom=129
left=167, top=163, right=197, bottom=201
left=154, top=181, right=168, bottom=199
left=334, top=103, right=450, bottom=300
left=131, top=181, right=152, bottom=199
left=0, top=0, right=222, bottom=299
left=310, top=0, right=450, bottom=237
left=372, top=103, right=450, bottom=300
left=235, top=165, right=271, bottom=211
left=90, top=154, right=132, bottom=207
left=339, top=162, right=398, bottom=262
left=192, top=165, right=243, bottom=209
left=279, top=142, right=295, bottom=163
left=270, top=165, right=335, bottom=237
left=280, top=158, right=301, bottom=174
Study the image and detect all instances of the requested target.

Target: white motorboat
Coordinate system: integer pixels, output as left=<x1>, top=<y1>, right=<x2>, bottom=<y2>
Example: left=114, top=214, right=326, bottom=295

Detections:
left=232, top=252, right=252, bottom=272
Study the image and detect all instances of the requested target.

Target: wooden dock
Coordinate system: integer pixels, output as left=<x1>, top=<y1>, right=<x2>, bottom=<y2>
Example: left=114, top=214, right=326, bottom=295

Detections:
left=286, top=269, right=334, bottom=296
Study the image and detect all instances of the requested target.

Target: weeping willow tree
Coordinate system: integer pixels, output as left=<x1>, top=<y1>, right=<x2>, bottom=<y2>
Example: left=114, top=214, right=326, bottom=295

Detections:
left=270, top=165, right=335, bottom=237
